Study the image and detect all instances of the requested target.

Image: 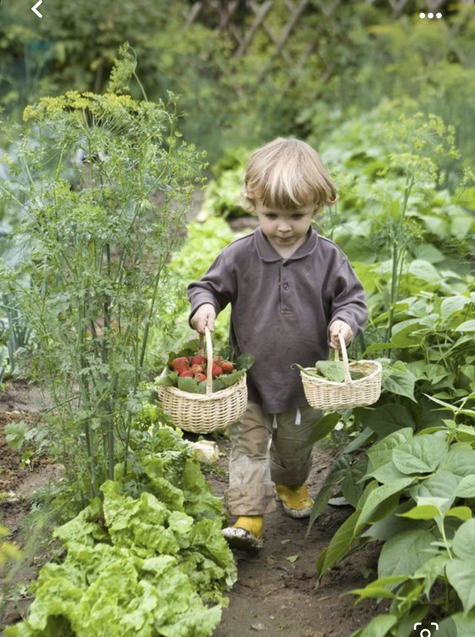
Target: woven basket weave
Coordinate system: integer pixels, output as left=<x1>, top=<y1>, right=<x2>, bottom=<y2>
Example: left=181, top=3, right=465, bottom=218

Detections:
left=157, top=327, right=248, bottom=433
left=301, top=333, right=382, bottom=410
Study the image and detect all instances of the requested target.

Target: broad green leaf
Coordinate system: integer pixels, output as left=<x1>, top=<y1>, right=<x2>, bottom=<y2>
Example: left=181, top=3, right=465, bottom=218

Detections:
left=366, top=427, right=414, bottom=470
left=441, top=444, right=475, bottom=477
left=380, top=362, right=417, bottom=401
left=307, top=412, right=340, bottom=445
left=235, top=353, right=255, bottom=370
left=363, top=501, right=428, bottom=542
left=314, top=360, right=346, bottom=382
left=440, top=295, right=472, bottom=321
left=350, top=576, right=407, bottom=601
left=341, top=458, right=367, bottom=507
left=455, top=475, right=475, bottom=498
left=408, top=259, right=443, bottom=284
left=378, top=529, right=436, bottom=578
left=176, top=376, right=200, bottom=393
left=455, top=424, right=475, bottom=444
left=414, top=243, right=445, bottom=264
left=446, top=559, right=475, bottom=614
left=451, top=212, right=474, bottom=240
left=389, top=320, right=424, bottom=347
left=367, top=461, right=409, bottom=485
left=360, top=403, right=415, bottom=439
left=342, top=426, right=375, bottom=454
left=308, top=454, right=352, bottom=530
left=394, top=604, right=431, bottom=637
left=398, top=504, right=441, bottom=520
left=455, top=319, right=475, bottom=332
left=351, top=613, right=398, bottom=637
left=413, top=554, right=450, bottom=597
left=411, top=470, right=459, bottom=513
left=446, top=506, right=472, bottom=521
left=452, top=519, right=475, bottom=561
left=316, top=509, right=361, bottom=579
left=392, top=435, right=448, bottom=475
left=441, top=610, right=475, bottom=637
left=357, top=478, right=414, bottom=530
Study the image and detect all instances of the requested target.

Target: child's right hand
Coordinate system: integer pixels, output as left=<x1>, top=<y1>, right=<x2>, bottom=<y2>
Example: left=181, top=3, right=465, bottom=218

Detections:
left=190, top=303, right=216, bottom=334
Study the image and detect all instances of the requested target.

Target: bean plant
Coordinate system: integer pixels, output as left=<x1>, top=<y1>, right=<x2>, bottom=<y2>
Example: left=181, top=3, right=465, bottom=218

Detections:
left=0, top=49, right=205, bottom=502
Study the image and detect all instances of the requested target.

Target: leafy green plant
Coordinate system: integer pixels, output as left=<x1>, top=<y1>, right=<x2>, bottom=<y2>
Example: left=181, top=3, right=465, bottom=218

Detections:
left=4, top=422, right=237, bottom=637
left=0, top=49, right=205, bottom=501
left=0, top=524, right=23, bottom=626
left=312, top=410, right=475, bottom=636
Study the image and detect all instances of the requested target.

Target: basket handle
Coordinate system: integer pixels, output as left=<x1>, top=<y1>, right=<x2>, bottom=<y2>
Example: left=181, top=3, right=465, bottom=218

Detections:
left=334, top=332, right=352, bottom=384
left=198, top=326, right=213, bottom=396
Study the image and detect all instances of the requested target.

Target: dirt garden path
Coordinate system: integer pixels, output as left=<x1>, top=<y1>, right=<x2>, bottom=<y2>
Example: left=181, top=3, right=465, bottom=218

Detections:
left=205, top=436, right=383, bottom=637
left=1, top=380, right=384, bottom=637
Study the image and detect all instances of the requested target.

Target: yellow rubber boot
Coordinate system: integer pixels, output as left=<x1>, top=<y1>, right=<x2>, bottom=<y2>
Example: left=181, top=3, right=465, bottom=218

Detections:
left=222, top=515, right=264, bottom=551
left=275, top=484, right=314, bottom=518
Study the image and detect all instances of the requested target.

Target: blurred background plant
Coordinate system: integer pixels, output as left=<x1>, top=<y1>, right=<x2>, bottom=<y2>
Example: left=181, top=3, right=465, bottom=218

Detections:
left=1, top=1, right=474, bottom=165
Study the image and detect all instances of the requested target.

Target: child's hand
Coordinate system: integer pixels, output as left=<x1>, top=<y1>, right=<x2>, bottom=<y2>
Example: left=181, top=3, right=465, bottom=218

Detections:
left=328, top=320, right=353, bottom=350
left=190, top=303, right=216, bottom=334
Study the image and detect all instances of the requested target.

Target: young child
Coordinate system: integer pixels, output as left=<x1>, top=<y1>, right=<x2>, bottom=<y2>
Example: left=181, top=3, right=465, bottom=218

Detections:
left=187, top=137, right=368, bottom=551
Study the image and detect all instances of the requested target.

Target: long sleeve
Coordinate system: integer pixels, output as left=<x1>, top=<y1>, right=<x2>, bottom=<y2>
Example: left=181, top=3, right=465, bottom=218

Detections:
left=187, top=250, right=236, bottom=325
left=328, top=257, right=368, bottom=337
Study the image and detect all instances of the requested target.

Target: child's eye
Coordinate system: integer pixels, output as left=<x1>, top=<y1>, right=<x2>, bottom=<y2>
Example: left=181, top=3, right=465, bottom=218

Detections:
left=291, top=214, right=304, bottom=220
left=264, top=213, right=277, bottom=219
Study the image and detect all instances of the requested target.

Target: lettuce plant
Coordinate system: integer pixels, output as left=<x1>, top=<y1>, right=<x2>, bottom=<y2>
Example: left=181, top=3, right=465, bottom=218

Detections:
left=4, top=422, right=237, bottom=637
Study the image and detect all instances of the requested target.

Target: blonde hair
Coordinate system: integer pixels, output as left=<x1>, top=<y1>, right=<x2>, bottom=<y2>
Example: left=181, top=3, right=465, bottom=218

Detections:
left=244, top=137, right=338, bottom=211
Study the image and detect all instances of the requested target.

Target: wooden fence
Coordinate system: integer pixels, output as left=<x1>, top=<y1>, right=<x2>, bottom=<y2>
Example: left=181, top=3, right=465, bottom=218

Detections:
left=183, top=0, right=472, bottom=72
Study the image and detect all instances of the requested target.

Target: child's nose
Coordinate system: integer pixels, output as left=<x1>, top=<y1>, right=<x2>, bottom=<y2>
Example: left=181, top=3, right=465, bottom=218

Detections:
left=277, top=220, right=291, bottom=232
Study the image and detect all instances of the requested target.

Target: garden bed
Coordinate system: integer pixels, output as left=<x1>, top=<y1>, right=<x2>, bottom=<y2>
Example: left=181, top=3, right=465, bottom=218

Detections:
left=1, top=380, right=386, bottom=637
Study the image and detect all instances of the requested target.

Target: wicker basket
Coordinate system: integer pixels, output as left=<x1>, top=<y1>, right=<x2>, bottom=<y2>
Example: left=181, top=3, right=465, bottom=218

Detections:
left=157, top=327, right=248, bottom=433
left=300, top=333, right=382, bottom=410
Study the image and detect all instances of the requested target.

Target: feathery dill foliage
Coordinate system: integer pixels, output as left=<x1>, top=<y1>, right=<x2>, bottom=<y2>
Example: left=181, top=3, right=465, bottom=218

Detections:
left=2, top=53, right=206, bottom=503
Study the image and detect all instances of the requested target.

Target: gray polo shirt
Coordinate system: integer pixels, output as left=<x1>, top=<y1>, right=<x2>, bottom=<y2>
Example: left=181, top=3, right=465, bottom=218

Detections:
left=187, top=227, right=368, bottom=414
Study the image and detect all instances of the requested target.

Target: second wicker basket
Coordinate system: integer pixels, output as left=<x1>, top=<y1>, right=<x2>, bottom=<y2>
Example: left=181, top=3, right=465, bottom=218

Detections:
left=300, top=333, right=382, bottom=411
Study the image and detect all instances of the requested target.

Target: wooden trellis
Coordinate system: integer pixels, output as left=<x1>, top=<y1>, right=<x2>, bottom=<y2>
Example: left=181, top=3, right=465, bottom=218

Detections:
left=182, top=0, right=472, bottom=88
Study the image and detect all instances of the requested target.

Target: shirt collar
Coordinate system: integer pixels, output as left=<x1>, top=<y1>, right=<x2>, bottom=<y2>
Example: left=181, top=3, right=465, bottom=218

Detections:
left=254, top=227, right=318, bottom=262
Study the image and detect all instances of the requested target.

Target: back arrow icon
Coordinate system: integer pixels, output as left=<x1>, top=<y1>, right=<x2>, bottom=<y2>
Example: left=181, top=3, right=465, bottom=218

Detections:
left=32, top=0, right=43, bottom=18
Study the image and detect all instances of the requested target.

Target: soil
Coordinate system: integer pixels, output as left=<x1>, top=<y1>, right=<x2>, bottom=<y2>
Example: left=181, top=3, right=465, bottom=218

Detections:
left=0, top=380, right=386, bottom=637
left=204, top=437, right=385, bottom=637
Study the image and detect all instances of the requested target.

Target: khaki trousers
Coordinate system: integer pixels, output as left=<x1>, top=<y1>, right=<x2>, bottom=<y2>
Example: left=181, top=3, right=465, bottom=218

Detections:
left=224, top=401, right=322, bottom=516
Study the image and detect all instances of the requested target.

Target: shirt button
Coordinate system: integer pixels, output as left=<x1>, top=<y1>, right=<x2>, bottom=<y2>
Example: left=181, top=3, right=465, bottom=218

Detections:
left=283, top=283, right=289, bottom=291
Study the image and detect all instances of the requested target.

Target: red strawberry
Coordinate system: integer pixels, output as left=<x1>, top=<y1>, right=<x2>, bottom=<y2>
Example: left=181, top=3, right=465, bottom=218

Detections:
left=195, top=372, right=206, bottom=382
left=211, top=363, right=223, bottom=378
left=171, top=357, right=190, bottom=372
left=190, top=364, right=203, bottom=374
left=191, top=355, right=206, bottom=366
left=179, top=370, right=194, bottom=378
left=220, top=361, right=234, bottom=374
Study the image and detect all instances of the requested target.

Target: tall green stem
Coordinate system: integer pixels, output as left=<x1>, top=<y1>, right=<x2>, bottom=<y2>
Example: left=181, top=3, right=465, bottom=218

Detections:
left=385, top=175, right=414, bottom=355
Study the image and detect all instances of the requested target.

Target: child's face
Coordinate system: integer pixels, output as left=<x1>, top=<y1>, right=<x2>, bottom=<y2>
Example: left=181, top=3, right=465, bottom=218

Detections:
left=255, top=202, right=315, bottom=252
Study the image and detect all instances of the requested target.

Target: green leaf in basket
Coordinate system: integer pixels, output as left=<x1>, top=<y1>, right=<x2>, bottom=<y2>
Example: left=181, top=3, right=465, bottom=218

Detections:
left=166, top=338, right=200, bottom=365
left=212, top=369, right=246, bottom=392
left=156, top=370, right=178, bottom=386
left=314, top=361, right=346, bottom=383
left=235, top=353, right=255, bottom=371
left=177, top=376, right=200, bottom=393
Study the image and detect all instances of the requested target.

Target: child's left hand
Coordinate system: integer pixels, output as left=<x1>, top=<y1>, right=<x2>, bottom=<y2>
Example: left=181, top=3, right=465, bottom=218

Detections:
left=328, top=320, right=353, bottom=350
